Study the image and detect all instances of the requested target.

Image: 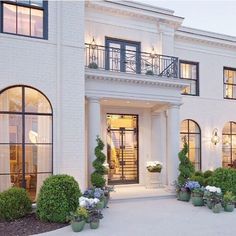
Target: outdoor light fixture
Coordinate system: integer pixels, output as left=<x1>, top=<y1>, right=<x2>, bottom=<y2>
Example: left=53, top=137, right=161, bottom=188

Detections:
left=211, top=128, right=220, bottom=145
left=90, top=37, right=97, bottom=50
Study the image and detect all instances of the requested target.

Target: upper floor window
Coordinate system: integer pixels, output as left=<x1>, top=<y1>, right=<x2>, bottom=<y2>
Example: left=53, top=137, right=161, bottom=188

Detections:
left=224, top=67, right=236, bottom=100
left=0, top=0, right=48, bottom=39
left=180, top=60, right=199, bottom=96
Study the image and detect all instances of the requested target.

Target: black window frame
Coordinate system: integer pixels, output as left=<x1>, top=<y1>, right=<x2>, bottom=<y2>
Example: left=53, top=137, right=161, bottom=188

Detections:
left=222, top=121, right=236, bottom=167
left=0, top=0, right=48, bottom=39
left=0, top=85, right=53, bottom=200
left=223, top=67, right=236, bottom=100
left=179, top=60, right=199, bottom=96
left=180, top=119, right=201, bottom=171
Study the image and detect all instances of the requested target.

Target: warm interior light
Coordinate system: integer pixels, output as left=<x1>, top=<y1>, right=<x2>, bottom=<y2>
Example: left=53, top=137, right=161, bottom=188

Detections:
left=29, top=130, right=38, bottom=144
left=211, top=128, right=220, bottom=145
left=91, top=37, right=97, bottom=50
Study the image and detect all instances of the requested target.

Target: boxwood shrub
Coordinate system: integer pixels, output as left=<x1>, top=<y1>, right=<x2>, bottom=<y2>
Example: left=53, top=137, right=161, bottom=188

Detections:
left=36, top=174, right=81, bottom=223
left=209, top=168, right=236, bottom=195
left=0, top=187, right=32, bottom=221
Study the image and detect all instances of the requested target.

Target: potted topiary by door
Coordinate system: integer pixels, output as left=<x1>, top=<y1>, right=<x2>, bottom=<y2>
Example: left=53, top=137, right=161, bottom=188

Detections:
left=191, top=187, right=204, bottom=206
left=67, top=207, right=88, bottom=232
left=223, top=191, right=236, bottom=212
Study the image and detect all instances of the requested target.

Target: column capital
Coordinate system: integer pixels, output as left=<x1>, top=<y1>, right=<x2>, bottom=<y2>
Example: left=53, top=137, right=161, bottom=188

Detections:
left=168, top=102, right=182, bottom=109
left=87, top=96, right=100, bottom=103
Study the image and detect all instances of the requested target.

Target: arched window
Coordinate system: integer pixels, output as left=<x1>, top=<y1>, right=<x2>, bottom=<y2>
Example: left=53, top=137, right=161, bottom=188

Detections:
left=222, top=121, right=236, bottom=167
left=180, top=119, right=201, bottom=170
left=0, top=86, right=53, bottom=201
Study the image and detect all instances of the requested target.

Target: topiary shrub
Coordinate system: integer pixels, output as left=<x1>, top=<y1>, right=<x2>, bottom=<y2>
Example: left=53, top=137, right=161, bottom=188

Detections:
left=91, top=136, right=106, bottom=188
left=208, top=168, right=236, bottom=195
left=0, top=187, right=32, bottom=221
left=203, top=170, right=213, bottom=178
left=178, top=142, right=195, bottom=186
left=195, top=171, right=204, bottom=177
left=36, top=174, right=81, bottom=223
left=190, top=175, right=205, bottom=187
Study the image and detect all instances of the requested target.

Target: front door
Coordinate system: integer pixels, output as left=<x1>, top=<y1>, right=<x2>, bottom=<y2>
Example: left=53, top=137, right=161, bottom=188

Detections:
left=107, top=114, right=138, bottom=184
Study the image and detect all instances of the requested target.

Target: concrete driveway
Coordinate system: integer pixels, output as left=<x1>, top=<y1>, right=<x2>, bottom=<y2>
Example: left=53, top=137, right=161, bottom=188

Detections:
left=37, top=197, right=236, bottom=236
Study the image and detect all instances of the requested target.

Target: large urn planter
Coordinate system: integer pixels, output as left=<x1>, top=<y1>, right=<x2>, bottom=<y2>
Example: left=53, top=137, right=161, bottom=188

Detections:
left=224, top=204, right=234, bottom=212
left=212, top=203, right=222, bottom=213
left=71, top=220, right=86, bottom=232
left=192, top=196, right=204, bottom=206
left=178, top=191, right=191, bottom=202
left=90, top=220, right=100, bottom=229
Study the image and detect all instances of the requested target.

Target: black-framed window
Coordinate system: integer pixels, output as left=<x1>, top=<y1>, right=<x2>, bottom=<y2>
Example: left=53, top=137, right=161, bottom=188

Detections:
left=0, top=0, right=48, bottom=39
left=222, top=121, right=236, bottom=167
left=179, top=60, right=199, bottom=96
left=180, top=119, right=201, bottom=170
left=105, top=37, right=141, bottom=74
left=223, top=67, right=236, bottom=99
left=0, top=85, right=53, bottom=201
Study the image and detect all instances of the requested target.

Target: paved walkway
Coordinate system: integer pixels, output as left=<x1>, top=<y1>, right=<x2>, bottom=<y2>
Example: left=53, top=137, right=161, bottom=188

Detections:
left=37, top=198, right=236, bottom=236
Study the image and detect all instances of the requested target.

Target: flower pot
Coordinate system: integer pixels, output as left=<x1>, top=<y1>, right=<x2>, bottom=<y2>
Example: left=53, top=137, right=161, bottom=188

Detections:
left=71, top=220, right=86, bottom=232
left=178, top=191, right=191, bottom=202
left=192, top=196, right=204, bottom=206
left=90, top=220, right=100, bottom=229
left=224, top=204, right=234, bottom=212
left=96, top=200, right=105, bottom=209
left=207, top=200, right=213, bottom=209
left=212, top=204, right=222, bottom=213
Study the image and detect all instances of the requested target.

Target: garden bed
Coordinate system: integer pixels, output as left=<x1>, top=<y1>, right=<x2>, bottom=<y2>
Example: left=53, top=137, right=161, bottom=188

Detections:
left=0, top=213, right=68, bottom=236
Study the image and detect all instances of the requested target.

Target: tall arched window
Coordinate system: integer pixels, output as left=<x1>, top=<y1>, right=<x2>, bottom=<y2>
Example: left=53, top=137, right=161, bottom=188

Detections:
left=180, top=119, right=201, bottom=170
left=0, top=86, right=53, bottom=201
left=222, top=121, right=236, bottom=167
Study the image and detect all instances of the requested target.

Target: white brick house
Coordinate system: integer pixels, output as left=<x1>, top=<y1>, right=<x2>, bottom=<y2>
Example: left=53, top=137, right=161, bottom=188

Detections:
left=0, top=1, right=236, bottom=200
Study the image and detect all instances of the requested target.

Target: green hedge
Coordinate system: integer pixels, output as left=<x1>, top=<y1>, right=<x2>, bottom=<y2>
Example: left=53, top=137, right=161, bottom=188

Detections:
left=209, top=168, right=236, bottom=195
left=0, top=187, right=32, bottom=221
left=36, top=174, right=81, bottom=223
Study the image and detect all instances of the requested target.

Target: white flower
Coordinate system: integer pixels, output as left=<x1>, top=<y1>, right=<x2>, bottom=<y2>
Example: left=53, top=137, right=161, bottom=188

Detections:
left=146, top=161, right=163, bottom=168
left=205, top=185, right=221, bottom=193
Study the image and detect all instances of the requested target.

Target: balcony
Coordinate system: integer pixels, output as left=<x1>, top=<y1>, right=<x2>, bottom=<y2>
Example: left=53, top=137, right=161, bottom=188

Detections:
left=85, top=43, right=178, bottom=78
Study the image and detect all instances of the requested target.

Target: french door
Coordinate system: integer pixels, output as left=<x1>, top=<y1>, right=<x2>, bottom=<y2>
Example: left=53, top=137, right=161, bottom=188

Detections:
left=105, top=38, right=141, bottom=74
left=107, top=114, right=139, bottom=184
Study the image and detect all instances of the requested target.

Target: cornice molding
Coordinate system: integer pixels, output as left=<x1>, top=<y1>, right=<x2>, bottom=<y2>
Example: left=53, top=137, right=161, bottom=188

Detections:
left=85, top=68, right=188, bottom=89
left=85, top=1, right=183, bottom=29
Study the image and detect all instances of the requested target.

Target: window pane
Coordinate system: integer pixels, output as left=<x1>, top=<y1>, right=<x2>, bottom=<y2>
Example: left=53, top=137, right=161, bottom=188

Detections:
left=180, top=120, right=188, bottom=133
left=31, top=9, right=43, bottom=37
left=0, top=87, right=22, bottom=112
left=189, top=121, right=199, bottom=133
left=17, top=6, right=30, bottom=35
left=25, top=144, right=52, bottom=173
left=3, top=4, right=17, bottom=34
left=30, top=0, right=43, bottom=7
left=0, top=114, right=22, bottom=143
left=25, top=88, right=51, bottom=113
left=223, top=122, right=230, bottom=134
left=17, top=0, right=30, bottom=4
left=25, top=115, right=52, bottom=144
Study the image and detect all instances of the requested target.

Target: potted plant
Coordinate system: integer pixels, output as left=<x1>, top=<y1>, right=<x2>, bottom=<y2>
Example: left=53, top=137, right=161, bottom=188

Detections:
left=145, top=70, right=154, bottom=75
left=67, top=207, right=88, bottom=232
left=191, top=187, right=204, bottom=206
left=204, top=186, right=222, bottom=213
left=146, top=161, right=163, bottom=173
left=223, top=191, right=236, bottom=212
left=88, top=62, right=98, bottom=69
left=88, top=209, right=103, bottom=229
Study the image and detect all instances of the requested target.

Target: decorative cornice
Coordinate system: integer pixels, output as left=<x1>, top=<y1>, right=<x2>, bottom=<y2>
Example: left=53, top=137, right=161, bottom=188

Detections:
left=85, top=68, right=188, bottom=90
left=85, top=0, right=183, bottom=29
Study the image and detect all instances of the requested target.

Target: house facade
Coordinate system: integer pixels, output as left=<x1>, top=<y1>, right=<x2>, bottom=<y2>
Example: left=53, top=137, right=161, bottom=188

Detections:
left=1, top=0, right=236, bottom=200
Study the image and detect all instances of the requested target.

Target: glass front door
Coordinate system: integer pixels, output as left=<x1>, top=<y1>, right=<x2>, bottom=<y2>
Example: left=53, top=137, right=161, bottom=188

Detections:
left=107, top=114, right=138, bottom=184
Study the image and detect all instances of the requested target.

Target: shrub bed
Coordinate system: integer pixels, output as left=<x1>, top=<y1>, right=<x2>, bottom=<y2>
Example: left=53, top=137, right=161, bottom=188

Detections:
left=209, top=168, right=236, bottom=195
left=36, top=174, right=81, bottom=223
left=0, top=187, right=32, bottom=221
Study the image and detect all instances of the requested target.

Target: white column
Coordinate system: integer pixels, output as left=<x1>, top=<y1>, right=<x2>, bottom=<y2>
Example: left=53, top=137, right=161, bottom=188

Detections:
left=166, top=104, right=180, bottom=189
left=88, top=97, right=101, bottom=179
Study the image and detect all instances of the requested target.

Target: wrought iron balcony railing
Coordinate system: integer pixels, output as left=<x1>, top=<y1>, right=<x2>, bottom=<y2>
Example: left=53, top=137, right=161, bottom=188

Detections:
left=85, top=43, right=178, bottom=78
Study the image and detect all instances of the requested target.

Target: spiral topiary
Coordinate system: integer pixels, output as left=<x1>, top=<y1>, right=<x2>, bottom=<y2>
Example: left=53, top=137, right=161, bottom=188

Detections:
left=178, top=142, right=195, bottom=186
left=91, top=136, right=106, bottom=188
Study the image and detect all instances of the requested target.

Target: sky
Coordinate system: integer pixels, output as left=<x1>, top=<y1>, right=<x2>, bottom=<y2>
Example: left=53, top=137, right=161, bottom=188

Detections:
left=136, top=0, right=236, bottom=37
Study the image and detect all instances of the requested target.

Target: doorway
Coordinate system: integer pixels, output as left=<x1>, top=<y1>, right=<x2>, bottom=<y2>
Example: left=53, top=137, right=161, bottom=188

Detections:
left=107, top=114, right=139, bottom=184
